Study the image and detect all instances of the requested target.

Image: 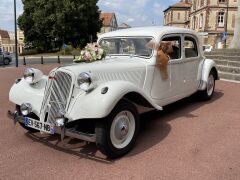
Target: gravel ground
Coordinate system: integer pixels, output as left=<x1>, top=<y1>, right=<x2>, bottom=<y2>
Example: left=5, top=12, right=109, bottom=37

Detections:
left=0, top=65, right=240, bottom=180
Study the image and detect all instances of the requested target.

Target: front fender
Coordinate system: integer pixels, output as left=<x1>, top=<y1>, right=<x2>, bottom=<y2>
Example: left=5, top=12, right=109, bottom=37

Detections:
left=198, top=58, right=218, bottom=90
left=67, top=80, right=162, bottom=121
left=9, top=76, right=48, bottom=116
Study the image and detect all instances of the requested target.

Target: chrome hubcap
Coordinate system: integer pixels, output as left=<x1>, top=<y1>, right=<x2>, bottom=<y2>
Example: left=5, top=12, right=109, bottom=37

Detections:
left=207, top=74, right=214, bottom=96
left=110, top=111, right=135, bottom=149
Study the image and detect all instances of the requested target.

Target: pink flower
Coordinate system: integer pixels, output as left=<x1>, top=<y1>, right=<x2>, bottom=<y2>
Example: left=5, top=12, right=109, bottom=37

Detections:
left=83, top=51, right=92, bottom=61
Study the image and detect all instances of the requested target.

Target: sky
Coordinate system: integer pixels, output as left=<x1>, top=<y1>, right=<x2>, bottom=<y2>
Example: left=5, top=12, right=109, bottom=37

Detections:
left=0, top=0, right=179, bottom=32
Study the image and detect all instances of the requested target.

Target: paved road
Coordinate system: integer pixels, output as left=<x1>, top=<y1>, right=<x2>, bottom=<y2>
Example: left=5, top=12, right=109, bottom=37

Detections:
left=0, top=65, right=240, bottom=180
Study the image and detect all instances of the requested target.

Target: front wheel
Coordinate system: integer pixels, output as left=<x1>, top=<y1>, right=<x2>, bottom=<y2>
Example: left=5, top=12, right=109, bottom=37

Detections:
left=95, top=100, right=139, bottom=159
left=3, top=58, right=10, bottom=65
left=199, top=70, right=216, bottom=100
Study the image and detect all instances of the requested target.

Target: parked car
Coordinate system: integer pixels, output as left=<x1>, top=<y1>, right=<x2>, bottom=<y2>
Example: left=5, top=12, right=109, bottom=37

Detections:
left=203, top=44, right=213, bottom=52
left=0, top=49, right=12, bottom=65
left=8, top=26, right=219, bottom=158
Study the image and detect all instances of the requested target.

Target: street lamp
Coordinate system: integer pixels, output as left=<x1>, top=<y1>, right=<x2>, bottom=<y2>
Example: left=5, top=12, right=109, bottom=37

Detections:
left=14, top=0, right=18, bottom=67
left=224, top=0, right=229, bottom=49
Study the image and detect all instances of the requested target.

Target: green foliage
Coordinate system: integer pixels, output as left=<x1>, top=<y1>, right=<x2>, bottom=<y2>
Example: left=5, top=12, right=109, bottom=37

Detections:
left=18, top=0, right=102, bottom=51
left=20, top=49, right=39, bottom=56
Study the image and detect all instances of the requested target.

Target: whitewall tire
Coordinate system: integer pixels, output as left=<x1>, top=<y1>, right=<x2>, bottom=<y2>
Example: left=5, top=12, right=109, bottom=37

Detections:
left=95, top=100, right=139, bottom=159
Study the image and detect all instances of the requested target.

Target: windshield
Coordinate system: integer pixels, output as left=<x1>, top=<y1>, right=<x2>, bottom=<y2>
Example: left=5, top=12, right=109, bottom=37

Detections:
left=99, top=37, right=154, bottom=58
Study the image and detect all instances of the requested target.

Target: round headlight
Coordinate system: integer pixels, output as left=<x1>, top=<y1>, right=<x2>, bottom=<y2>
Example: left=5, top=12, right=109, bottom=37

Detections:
left=77, top=72, right=92, bottom=91
left=23, top=68, right=34, bottom=83
left=23, top=68, right=43, bottom=84
left=20, top=103, right=33, bottom=116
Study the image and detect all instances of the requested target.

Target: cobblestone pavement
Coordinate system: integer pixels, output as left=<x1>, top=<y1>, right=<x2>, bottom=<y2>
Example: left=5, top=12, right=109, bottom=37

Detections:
left=0, top=65, right=240, bottom=180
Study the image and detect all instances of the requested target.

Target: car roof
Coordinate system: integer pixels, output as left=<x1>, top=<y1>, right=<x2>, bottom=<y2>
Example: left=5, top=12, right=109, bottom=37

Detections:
left=98, top=26, right=198, bottom=40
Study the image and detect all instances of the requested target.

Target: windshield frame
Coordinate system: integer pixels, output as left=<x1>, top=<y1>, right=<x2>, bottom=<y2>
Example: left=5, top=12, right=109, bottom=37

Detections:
left=98, top=36, right=155, bottom=59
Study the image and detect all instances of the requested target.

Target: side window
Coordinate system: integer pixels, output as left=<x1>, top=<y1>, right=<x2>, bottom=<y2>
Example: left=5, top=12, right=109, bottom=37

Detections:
left=161, top=36, right=181, bottom=60
left=184, top=37, right=198, bottom=58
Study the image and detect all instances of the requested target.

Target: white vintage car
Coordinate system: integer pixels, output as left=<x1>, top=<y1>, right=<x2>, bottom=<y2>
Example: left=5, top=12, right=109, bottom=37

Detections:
left=8, top=26, right=218, bottom=158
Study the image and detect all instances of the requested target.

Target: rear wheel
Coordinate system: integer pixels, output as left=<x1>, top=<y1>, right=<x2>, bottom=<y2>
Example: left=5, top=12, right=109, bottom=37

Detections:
left=199, top=70, right=216, bottom=100
left=3, top=58, right=10, bottom=65
left=95, top=100, right=139, bottom=159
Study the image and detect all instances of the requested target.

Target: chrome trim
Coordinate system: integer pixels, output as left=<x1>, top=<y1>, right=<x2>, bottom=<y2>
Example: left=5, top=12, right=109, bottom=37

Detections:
left=65, top=128, right=96, bottom=142
left=40, top=70, right=73, bottom=125
left=7, top=110, right=96, bottom=142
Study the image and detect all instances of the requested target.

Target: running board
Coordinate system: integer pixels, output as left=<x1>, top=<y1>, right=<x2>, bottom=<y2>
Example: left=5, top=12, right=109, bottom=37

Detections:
left=65, top=128, right=96, bottom=142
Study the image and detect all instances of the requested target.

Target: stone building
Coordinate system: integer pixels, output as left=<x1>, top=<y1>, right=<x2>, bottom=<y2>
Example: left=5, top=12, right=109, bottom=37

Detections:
left=118, top=23, right=131, bottom=30
left=0, top=29, right=11, bottom=52
left=99, top=12, right=118, bottom=34
left=163, top=0, right=192, bottom=28
left=190, top=0, right=238, bottom=48
left=0, top=28, right=25, bottom=53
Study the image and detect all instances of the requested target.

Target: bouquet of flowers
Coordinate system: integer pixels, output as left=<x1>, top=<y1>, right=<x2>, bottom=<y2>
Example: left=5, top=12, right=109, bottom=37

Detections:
left=74, top=43, right=106, bottom=63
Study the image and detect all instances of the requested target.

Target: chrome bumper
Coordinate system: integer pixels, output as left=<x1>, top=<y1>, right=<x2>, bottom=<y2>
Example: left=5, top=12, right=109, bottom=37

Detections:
left=7, top=110, right=24, bottom=124
left=7, top=110, right=96, bottom=143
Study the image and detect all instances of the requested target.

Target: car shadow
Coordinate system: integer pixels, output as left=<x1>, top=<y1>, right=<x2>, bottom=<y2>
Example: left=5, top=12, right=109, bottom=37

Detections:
left=25, top=132, right=112, bottom=164
left=25, top=89, right=223, bottom=162
left=127, top=89, right=224, bottom=157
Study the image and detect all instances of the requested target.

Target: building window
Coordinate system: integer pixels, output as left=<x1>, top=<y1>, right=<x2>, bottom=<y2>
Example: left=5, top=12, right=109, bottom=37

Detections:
left=219, top=0, right=225, bottom=3
left=196, top=17, right=198, bottom=29
left=218, top=12, right=225, bottom=27
left=192, top=16, right=196, bottom=30
left=178, top=13, right=180, bottom=20
left=199, top=14, right=203, bottom=28
left=232, top=14, right=235, bottom=28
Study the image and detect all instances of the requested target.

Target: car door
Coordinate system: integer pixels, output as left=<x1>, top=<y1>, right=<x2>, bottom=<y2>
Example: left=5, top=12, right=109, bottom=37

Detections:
left=151, top=34, right=184, bottom=106
left=181, top=35, right=201, bottom=95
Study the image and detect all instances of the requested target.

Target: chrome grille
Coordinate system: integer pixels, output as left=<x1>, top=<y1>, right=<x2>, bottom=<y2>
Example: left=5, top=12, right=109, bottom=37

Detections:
left=41, top=71, right=72, bottom=125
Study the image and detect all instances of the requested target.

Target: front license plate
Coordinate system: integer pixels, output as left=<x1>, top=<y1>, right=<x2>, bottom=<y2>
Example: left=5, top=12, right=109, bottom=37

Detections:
left=24, top=117, right=54, bottom=134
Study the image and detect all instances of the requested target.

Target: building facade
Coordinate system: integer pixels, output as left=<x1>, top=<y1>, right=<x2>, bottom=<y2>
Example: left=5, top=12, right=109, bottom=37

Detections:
left=190, top=0, right=238, bottom=48
left=0, top=28, right=25, bottom=54
left=163, top=0, right=192, bottom=28
left=118, top=23, right=131, bottom=30
left=99, top=13, right=118, bottom=34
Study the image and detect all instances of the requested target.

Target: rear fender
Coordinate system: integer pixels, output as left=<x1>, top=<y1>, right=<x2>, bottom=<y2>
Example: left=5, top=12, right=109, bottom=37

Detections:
left=198, top=59, right=219, bottom=90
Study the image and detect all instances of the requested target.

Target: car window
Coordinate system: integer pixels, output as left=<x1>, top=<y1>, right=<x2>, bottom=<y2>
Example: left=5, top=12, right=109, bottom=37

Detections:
left=161, top=36, right=181, bottom=60
left=99, top=37, right=153, bottom=58
left=184, top=37, right=198, bottom=58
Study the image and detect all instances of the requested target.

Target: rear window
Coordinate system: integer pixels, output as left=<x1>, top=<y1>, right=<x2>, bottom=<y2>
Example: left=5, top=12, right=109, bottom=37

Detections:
left=184, top=37, right=198, bottom=58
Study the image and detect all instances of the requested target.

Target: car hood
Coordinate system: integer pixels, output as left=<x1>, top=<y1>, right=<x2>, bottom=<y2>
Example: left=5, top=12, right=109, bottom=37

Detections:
left=58, top=57, right=147, bottom=88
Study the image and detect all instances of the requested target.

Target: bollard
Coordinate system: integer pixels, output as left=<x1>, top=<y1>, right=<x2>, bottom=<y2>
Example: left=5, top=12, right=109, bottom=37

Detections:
left=73, top=55, right=75, bottom=59
left=58, top=56, right=60, bottom=63
left=23, top=57, right=26, bottom=65
left=41, top=56, right=43, bottom=64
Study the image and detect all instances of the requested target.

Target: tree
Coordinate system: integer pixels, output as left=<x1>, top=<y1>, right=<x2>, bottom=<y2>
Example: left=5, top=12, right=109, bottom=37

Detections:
left=18, top=0, right=102, bottom=51
left=230, top=1, right=240, bottom=49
